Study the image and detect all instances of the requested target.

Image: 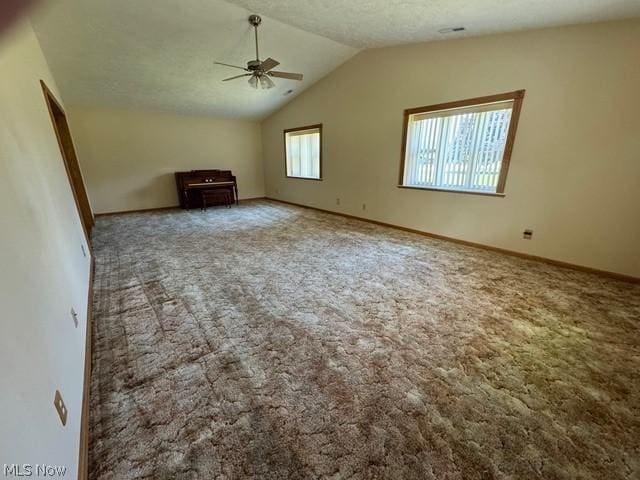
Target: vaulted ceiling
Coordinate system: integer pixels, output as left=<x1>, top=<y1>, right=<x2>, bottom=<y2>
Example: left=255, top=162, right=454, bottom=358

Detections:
left=31, top=0, right=640, bottom=120
left=30, top=0, right=357, bottom=120
left=228, top=0, right=640, bottom=48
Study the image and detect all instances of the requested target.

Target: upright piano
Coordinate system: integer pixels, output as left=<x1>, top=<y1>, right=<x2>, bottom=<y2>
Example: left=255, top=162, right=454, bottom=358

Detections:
left=175, top=169, right=238, bottom=209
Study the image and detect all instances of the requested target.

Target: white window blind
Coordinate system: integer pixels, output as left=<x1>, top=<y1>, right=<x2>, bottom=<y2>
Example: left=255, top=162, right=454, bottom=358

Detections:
left=285, top=127, right=321, bottom=179
left=402, top=100, right=514, bottom=193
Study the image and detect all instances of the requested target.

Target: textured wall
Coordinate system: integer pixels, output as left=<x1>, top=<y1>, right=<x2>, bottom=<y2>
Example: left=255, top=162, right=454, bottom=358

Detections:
left=0, top=20, right=92, bottom=477
left=69, top=108, right=265, bottom=214
left=261, top=19, right=640, bottom=278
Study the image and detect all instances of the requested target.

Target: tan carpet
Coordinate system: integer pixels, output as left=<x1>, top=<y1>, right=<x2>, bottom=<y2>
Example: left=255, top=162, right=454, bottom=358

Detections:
left=89, top=200, right=640, bottom=479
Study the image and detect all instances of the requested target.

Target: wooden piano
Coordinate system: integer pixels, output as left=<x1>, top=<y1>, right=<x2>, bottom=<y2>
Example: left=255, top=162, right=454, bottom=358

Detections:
left=175, top=169, right=239, bottom=209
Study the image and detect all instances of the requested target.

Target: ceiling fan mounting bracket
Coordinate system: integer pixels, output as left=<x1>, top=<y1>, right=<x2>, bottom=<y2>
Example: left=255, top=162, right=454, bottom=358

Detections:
left=248, top=14, right=262, bottom=27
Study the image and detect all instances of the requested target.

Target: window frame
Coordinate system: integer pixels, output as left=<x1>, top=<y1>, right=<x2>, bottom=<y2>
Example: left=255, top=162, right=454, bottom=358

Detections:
left=398, top=90, right=525, bottom=196
left=283, top=124, right=323, bottom=181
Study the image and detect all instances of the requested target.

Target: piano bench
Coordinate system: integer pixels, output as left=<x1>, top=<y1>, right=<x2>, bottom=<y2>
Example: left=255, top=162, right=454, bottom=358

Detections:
left=201, top=189, right=232, bottom=210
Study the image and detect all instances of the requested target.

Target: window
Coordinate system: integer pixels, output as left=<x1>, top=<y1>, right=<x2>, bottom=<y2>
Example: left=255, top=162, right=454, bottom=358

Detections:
left=399, top=90, right=524, bottom=195
left=284, top=124, right=322, bottom=180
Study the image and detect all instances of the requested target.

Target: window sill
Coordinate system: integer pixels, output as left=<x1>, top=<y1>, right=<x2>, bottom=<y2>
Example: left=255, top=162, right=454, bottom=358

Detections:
left=286, top=176, right=323, bottom=181
left=397, top=185, right=505, bottom=197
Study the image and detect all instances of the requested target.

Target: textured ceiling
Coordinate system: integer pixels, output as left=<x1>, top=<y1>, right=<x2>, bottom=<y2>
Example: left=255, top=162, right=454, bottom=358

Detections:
left=30, top=0, right=357, bottom=120
left=30, top=0, right=640, bottom=119
left=227, top=0, right=640, bottom=48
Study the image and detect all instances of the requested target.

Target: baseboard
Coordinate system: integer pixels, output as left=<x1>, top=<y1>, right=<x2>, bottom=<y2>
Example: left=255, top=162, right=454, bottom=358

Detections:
left=95, top=198, right=267, bottom=217
left=239, top=196, right=267, bottom=202
left=266, top=197, right=639, bottom=284
left=95, top=205, right=180, bottom=217
left=77, top=257, right=95, bottom=480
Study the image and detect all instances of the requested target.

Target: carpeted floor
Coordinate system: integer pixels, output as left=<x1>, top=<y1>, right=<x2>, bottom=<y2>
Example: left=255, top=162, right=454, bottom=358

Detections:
left=89, top=200, right=640, bottom=480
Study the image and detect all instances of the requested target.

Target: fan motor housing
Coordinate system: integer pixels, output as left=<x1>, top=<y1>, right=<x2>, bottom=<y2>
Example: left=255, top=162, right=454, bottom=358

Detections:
left=247, top=60, right=261, bottom=71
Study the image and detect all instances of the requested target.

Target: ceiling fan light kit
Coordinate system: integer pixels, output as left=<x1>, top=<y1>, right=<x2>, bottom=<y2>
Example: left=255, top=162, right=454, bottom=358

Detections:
left=215, top=14, right=304, bottom=90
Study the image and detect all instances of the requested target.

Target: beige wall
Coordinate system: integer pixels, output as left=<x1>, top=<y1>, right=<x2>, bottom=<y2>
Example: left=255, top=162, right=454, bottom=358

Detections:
left=69, top=108, right=264, bottom=214
left=0, top=20, right=92, bottom=477
left=262, top=19, right=640, bottom=278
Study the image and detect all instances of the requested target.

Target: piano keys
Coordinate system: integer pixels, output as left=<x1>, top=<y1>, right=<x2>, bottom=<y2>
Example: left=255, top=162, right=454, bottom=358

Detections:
left=174, top=169, right=239, bottom=209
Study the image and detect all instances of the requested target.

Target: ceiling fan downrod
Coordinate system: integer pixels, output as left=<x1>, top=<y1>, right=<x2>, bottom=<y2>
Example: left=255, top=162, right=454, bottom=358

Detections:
left=248, top=14, right=262, bottom=61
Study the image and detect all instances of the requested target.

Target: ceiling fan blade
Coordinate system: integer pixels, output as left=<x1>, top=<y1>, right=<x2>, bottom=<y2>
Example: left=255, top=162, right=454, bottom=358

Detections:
left=260, top=57, right=280, bottom=72
left=268, top=71, right=303, bottom=81
left=214, top=61, right=249, bottom=71
left=222, top=73, right=252, bottom=81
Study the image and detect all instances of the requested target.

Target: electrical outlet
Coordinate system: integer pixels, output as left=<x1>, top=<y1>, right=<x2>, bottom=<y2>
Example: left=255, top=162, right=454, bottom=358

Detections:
left=362, top=203, right=367, bottom=211
left=336, top=198, right=341, bottom=205
left=523, top=229, right=533, bottom=240
left=70, top=308, right=79, bottom=328
left=54, top=390, right=68, bottom=426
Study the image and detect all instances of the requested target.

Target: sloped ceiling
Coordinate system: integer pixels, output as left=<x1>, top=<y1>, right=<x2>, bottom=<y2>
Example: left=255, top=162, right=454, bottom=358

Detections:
left=228, top=0, right=640, bottom=48
left=30, top=0, right=357, bottom=120
left=30, top=0, right=640, bottom=119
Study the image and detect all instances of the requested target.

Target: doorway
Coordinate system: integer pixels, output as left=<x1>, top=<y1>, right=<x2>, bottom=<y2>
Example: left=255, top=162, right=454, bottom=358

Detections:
left=41, top=80, right=94, bottom=242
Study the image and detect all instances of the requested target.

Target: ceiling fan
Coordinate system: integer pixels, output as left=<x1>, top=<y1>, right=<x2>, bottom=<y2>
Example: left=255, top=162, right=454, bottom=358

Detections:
left=215, top=14, right=304, bottom=89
